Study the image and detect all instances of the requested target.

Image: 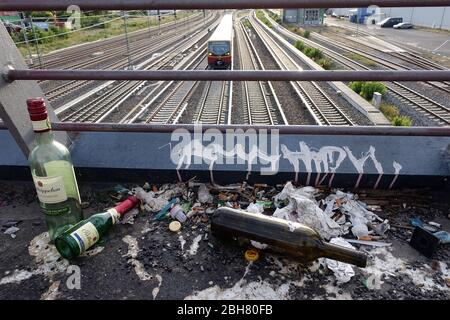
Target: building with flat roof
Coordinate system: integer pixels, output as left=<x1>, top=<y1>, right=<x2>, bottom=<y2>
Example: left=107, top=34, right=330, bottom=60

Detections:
left=282, top=9, right=325, bottom=26
left=330, top=7, right=450, bottom=30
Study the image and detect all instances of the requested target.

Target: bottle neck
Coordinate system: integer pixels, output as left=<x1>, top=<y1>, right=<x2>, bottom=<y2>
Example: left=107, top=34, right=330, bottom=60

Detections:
left=35, top=130, right=54, bottom=145
left=32, top=116, right=54, bottom=145
left=321, top=243, right=368, bottom=268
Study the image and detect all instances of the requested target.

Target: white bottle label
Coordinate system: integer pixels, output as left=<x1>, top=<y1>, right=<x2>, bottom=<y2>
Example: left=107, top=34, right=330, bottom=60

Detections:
left=70, top=222, right=99, bottom=253
left=32, top=119, right=51, bottom=132
left=32, top=175, right=68, bottom=204
left=107, top=208, right=120, bottom=225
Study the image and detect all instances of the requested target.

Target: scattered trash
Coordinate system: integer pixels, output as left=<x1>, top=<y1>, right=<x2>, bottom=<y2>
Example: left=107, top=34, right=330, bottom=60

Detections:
left=119, top=208, right=140, bottom=225
left=14, top=178, right=449, bottom=294
left=197, top=184, right=213, bottom=204
left=410, top=217, right=439, bottom=232
left=112, top=185, right=131, bottom=200
left=325, top=238, right=356, bottom=283
left=245, top=249, right=259, bottom=262
left=272, top=182, right=342, bottom=240
left=169, top=221, right=181, bottom=233
left=188, top=235, right=202, bottom=255
left=212, top=207, right=367, bottom=267
left=4, top=226, right=20, bottom=238
left=256, top=200, right=273, bottom=209
left=409, top=226, right=441, bottom=258
left=153, top=198, right=177, bottom=221
left=55, top=196, right=140, bottom=260
left=345, top=239, right=392, bottom=247
left=428, top=222, right=441, bottom=229
left=169, top=204, right=187, bottom=223
left=433, top=231, right=450, bottom=244
left=246, top=202, right=264, bottom=214
left=134, top=185, right=183, bottom=213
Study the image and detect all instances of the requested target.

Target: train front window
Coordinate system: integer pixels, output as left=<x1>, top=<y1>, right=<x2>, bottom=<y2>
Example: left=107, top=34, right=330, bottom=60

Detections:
left=208, top=41, right=230, bottom=56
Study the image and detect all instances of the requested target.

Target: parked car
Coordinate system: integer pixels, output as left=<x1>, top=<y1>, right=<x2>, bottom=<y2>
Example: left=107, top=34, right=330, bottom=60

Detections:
left=377, top=17, right=403, bottom=28
left=393, top=22, right=414, bottom=29
left=2, top=21, right=23, bottom=34
left=32, top=22, right=49, bottom=31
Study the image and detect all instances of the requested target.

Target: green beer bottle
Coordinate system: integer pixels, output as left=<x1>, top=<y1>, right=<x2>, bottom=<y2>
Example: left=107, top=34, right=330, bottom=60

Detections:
left=55, top=196, right=139, bottom=260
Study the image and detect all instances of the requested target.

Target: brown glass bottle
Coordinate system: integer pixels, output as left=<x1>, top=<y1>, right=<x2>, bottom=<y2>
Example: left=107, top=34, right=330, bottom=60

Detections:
left=211, top=207, right=367, bottom=267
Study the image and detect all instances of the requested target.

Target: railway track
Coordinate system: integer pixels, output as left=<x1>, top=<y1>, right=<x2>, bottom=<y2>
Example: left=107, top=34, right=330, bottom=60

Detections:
left=386, top=82, right=450, bottom=125
left=45, top=13, right=219, bottom=104
left=236, top=21, right=285, bottom=125
left=45, top=32, right=192, bottom=103
left=31, top=13, right=203, bottom=70
left=250, top=14, right=353, bottom=126
left=144, top=51, right=207, bottom=124
left=194, top=81, right=229, bottom=124
left=310, top=32, right=450, bottom=93
left=263, top=13, right=450, bottom=126
left=60, top=34, right=210, bottom=123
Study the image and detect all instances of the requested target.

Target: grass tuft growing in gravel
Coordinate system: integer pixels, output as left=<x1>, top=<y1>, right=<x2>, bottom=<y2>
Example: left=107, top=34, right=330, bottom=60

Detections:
left=392, top=115, right=413, bottom=126
left=349, top=81, right=386, bottom=101
left=256, top=10, right=272, bottom=29
left=378, top=103, right=414, bottom=126
left=345, top=53, right=378, bottom=67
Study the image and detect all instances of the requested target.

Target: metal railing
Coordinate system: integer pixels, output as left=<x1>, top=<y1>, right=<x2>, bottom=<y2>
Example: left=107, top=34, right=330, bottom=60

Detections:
left=4, top=69, right=450, bottom=83
left=1, top=0, right=449, bottom=10
left=1, top=0, right=450, bottom=159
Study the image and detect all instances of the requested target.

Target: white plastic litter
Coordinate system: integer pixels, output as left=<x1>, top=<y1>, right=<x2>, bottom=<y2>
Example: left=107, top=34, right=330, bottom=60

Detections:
left=197, top=184, right=213, bottom=204
left=246, top=203, right=268, bottom=249
left=324, top=190, right=386, bottom=238
left=272, top=182, right=342, bottom=240
left=246, top=203, right=264, bottom=214
left=4, top=226, right=19, bottom=238
left=133, top=186, right=183, bottom=212
left=325, top=238, right=356, bottom=283
left=119, top=208, right=140, bottom=225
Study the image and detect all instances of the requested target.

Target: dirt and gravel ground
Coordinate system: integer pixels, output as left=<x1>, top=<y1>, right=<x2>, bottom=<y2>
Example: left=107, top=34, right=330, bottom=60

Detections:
left=0, top=180, right=449, bottom=300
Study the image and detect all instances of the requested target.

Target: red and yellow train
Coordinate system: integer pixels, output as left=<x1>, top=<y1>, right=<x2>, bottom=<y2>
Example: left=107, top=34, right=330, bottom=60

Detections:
left=207, top=14, right=233, bottom=69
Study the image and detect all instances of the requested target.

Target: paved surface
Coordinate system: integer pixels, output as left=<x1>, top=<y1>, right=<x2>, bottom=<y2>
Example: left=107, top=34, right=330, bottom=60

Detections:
left=325, top=17, right=450, bottom=59
left=0, top=181, right=449, bottom=300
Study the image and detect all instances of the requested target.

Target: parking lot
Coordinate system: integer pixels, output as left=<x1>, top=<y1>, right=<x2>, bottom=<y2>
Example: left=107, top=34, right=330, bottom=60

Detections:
left=325, top=17, right=450, bottom=59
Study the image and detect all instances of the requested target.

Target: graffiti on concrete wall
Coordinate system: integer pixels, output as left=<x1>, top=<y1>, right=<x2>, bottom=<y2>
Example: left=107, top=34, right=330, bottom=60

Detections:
left=166, top=128, right=403, bottom=188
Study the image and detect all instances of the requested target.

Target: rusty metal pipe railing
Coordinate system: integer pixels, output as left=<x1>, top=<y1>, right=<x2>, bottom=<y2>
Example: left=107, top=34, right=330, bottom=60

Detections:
left=1, top=0, right=449, bottom=10
left=2, top=122, right=449, bottom=137
left=5, top=69, right=450, bottom=82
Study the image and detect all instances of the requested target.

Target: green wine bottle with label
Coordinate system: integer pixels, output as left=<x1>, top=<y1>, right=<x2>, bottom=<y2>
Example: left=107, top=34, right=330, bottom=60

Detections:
left=27, top=98, right=83, bottom=241
left=55, top=196, right=139, bottom=260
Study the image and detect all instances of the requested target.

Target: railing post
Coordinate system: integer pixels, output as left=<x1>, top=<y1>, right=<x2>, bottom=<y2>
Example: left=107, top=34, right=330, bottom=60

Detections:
left=0, top=22, right=68, bottom=157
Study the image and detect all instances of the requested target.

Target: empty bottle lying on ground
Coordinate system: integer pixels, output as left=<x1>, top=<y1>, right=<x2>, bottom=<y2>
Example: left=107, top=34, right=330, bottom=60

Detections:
left=55, top=196, right=139, bottom=260
left=211, top=207, right=368, bottom=268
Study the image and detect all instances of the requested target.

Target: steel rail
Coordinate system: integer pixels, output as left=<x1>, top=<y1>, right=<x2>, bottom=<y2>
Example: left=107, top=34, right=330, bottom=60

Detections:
left=250, top=13, right=354, bottom=126
left=0, top=122, right=447, bottom=137
left=237, top=20, right=276, bottom=125
left=195, top=81, right=228, bottom=125
left=6, top=69, right=450, bottom=82
left=262, top=13, right=450, bottom=125
left=1, top=0, right=449, bottom=10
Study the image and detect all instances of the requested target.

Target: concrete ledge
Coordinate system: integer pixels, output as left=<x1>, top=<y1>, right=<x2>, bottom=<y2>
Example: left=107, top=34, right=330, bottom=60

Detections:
left=1, top=130, right=449, bottom=189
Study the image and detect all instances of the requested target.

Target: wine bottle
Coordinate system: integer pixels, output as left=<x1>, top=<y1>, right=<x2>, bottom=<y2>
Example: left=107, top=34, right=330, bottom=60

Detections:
left=211, top=207, right=367, bottom=267
left=27, top=97, right=83, bottom=241
left=55, top=196, right=139, bottom=260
